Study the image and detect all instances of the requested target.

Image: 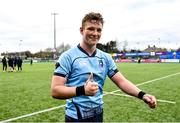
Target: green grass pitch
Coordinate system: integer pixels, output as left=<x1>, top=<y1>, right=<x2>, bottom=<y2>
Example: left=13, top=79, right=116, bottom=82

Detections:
left=0, top=62, right=180, bottom=122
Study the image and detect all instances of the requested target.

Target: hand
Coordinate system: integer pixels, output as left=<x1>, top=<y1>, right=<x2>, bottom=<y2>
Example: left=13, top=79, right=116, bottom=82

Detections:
left=84, top=72, right=99, bottom=96
left=143, top=94, right=157, bottom=108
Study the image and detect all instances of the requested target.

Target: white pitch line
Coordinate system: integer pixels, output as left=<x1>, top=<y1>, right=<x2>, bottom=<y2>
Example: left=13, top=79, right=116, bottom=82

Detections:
left=1, top=105, right=66, bottom=123
left=106, top=72, right=180, bottom=94
left=136, top=72, right=180, bottom=86
left=1, top=72, right=179, bottom=122
left=108, top=92, right=176, bottom=104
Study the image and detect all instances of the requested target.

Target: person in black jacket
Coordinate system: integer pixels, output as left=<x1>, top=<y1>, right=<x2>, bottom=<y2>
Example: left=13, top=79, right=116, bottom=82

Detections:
left=8, top=57, right=14, bottom=72
left=1, top=56, right=7, bottom=72
left=17, top=57, right=23, bottom=71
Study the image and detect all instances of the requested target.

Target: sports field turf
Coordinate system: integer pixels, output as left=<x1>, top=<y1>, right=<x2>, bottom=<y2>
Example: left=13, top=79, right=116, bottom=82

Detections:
left=0, top=62, right=180, bottom=122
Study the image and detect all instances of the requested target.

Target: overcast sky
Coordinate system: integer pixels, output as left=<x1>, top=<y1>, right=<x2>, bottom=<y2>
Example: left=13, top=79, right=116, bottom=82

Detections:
left=0, top=0, right=180, bottom=53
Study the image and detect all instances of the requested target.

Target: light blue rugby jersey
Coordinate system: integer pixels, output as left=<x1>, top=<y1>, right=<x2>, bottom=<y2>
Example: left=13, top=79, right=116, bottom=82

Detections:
left=54, top=44, right=118, bottom=119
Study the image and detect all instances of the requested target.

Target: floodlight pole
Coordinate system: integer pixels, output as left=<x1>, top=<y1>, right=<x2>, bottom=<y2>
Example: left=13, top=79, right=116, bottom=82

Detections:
left=51, top=13, right=58, bottom=54
left=19, top=40, right=22, bottom=57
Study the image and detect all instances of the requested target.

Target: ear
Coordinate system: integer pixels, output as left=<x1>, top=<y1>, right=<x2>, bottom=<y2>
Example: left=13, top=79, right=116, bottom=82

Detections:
left=80, top=27, right=83, bottom=35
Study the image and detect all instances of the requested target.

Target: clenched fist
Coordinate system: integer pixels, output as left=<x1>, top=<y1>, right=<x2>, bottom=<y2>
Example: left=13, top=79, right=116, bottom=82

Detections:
left=143, top=94, right=157, bottom=108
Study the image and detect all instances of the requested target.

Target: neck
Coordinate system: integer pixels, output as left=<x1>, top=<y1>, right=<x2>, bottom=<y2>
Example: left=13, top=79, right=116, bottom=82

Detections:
left=80, top=42, right=96, bottom=56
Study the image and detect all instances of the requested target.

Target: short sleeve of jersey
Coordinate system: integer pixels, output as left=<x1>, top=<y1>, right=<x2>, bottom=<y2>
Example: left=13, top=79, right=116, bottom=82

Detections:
left=106, top=54, right=118, bottom=78
left=54, top=52, right=71, bottom=78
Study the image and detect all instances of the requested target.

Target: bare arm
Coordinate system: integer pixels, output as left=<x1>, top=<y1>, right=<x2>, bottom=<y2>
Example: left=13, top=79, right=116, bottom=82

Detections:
left=51, top=73, right=99, bottom=99
left=111, top=72, right=141, bottom=97
left=51, top=75, right=76, bottom=99
left=111, top=72, right=157, bottom=108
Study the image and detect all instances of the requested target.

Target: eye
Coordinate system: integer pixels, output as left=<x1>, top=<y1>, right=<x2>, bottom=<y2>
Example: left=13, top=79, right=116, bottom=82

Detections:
left=87, top=27, right=95, bottom=31
left=97, top=28, right=102, bottom=33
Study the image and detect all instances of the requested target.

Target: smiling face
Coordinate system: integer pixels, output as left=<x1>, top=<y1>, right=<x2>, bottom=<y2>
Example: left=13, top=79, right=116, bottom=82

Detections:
left=80, top=20, right=103, bottom=47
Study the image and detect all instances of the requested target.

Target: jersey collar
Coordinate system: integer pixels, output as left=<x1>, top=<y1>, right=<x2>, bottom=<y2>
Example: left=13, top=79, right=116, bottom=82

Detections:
left=77, top=44, right=97, bottom=57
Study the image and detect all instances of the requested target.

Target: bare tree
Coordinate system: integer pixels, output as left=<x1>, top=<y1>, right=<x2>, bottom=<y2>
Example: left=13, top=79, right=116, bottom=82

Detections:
left=122, top=40, right=128, bottom=52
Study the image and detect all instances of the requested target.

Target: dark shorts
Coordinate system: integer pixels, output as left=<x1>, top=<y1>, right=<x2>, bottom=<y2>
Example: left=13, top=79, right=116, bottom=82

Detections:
left=65, top=110, right=103, bottom=122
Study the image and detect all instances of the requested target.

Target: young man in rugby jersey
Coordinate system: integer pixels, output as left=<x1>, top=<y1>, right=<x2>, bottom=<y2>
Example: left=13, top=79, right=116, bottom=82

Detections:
left=51, top=12, right=157, bottom=122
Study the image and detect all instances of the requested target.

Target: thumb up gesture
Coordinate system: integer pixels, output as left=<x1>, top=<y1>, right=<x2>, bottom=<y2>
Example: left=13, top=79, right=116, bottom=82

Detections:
left=84, top=72, right=99, bottom=96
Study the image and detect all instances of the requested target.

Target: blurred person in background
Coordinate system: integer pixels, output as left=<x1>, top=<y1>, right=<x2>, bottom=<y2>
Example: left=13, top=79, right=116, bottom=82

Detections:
left=17, top=57, right=23, bottom=71
left=8, top=57, right=13, bottom=72
left=1, top=56, right=7, bottom=72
